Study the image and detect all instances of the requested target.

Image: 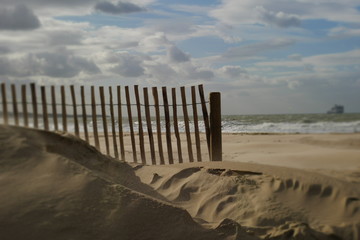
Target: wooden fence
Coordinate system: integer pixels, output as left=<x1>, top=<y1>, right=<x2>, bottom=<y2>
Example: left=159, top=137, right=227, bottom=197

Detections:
left=0, top=83, right=222, bottom=164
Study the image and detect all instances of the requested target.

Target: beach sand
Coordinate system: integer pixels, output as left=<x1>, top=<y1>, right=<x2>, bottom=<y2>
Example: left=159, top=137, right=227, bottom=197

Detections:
left=1, top=124, right=359, bottom=239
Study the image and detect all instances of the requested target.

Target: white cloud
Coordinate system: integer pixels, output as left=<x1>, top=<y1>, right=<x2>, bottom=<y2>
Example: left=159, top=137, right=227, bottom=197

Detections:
left=328, top=26, right=360, bottom=38
left=222, top=38, right=295, bottom=59
left=209, top=0, right=360, bottom=27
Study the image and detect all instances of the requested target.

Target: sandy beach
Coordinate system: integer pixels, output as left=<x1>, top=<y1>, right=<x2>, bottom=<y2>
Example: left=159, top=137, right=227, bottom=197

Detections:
left=1, top=124, right=359, bottom=239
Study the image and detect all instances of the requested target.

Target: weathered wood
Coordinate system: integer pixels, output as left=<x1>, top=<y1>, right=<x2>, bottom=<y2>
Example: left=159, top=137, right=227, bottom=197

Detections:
left=61, top=86, right=67, bottom=132
left=134, top=85, right=146, bottom=164
left=180, top=86, right=194, bottom=162
left=152, top=87, right=165, bottom=165
left=209, top=92, right=222, bottom=161
left=70, top=85, right=79, bottom=137
left=51, top=86, right=58, bottom=131
left=1, top=83, right=8, bottom=124
left=143, top=88, right=156, bottom=165
left=172, top=88, right=183, bottom=163
left=198, top=84, right=210, bottom=154
left=117, top=86, right=125, bottom=160
left=162, top=87, right=173, bottom=164
left=41, top=86, right=49, bottom=130
left=99, top=86, right=110, bottom=155
left=125, top=86, right=137, bottom=163
left=11, top=84, right=19, bottom=126
left=109, top=86, right=119, bottom=159
left=191, top=86, right=202, bottom=162
left=30, top=83, right=38, bottom=128
left=91, top=86, right=100, bottom=150
left=80, top=86, right=89, bottom=142
left=21, top=85, right=28, bottom=127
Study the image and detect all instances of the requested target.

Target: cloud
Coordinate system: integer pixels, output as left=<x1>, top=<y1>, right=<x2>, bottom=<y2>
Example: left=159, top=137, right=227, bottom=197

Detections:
left=108, top=53, right=145, bottom=77
left=0, top=46, right=10, bottom=54
left=95, top=1, right=146, bottom=14
left=222, top=38, right=295, bottom=59
left=256, top=6, right=301, bottom=28
left=209, top=0, right=360, bottom=27
left=167, top=45, right=190, bottom=63
left=0, top=4, right=41, bottom=30
left=328, top=26, right=360, bottom=38
left=219, top=66, right=247, bottom=78
left=0, top=48, right=100, bottom=78
left=47, top=31, right=84, bottom=46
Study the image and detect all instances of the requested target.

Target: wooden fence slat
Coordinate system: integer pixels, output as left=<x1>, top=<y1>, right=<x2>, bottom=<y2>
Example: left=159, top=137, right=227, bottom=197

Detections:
left=61, top=86, right=67, bottom=132
left=117, top=86, right=125, bottom=160
left=51, top=86, right=58, bottom=131
left=30, top=83, right=38, bottom=128
left=143, top=88, right=156, bottom=165
left=152, top=87, right=165, bottom=165
left=198, top=84, right=210, bottom=154
left=1, top=83, right=8, bottom=125
left=210, top=92, right=222, bottom=161
left=80, top=86, right=89, bottom=143
left=172, top=88, right=183, bottom=163
left=21, top=85, right=28, bottom=127
left=134, top=85, right=146, bottom=164
left=191, top=86, right=202, bottom=162
left=125, top=86, right=137, bottom=163
left=91, top=86, right=100, bottom=150
left=109, top=86, right=119, bottom=159
left=70, top=85, right=79, bottom=137
left=180, top=86, right=194, bottom=162
left=162, top=87, right=173, bottom=164
left=11, top=84, right=19, bottom=126
left=41, top=86, right=49, bottom=131
left=99, top=86, right=110, bottom=155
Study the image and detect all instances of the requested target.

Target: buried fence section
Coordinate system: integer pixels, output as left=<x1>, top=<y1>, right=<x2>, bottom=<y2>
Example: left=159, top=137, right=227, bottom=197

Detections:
left=0, top=82, right=221, bottom=164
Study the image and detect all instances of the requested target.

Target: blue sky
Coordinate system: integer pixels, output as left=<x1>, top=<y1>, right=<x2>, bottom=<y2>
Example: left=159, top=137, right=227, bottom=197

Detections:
left=0, top=0, right=360, bottom=114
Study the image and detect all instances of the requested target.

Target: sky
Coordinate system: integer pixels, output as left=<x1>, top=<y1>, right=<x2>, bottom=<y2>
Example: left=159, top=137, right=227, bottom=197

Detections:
left=0, top=0, right=360, bottom=114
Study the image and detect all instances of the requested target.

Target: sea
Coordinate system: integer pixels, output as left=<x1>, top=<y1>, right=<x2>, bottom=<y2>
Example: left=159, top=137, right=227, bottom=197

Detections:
left=2, top=113, right=360, bottom=134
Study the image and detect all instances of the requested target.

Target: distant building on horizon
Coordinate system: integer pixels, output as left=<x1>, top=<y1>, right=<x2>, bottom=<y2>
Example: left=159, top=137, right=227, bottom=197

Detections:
left=327, top=104, right=344, bottom=114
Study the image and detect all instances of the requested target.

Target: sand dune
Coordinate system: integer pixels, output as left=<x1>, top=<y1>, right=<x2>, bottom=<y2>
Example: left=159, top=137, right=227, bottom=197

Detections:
left=1, top=125, right=359, bottom=239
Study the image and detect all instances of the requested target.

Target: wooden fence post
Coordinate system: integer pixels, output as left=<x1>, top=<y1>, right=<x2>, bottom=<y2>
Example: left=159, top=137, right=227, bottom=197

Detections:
left=109, top=86, right=119, bottom=159
left=209, top=92, right=222, bottom=161
left=61, top=86, right=67, bottom=132
left=91, top=86, right=100, bottom=150
left=30, top=83, right=38, bottom=128
left=144, top=88, right=156, bottom=165
left=70, top=85, right=79, bottom=137
left=152, top=87, right=165, bottom=165
left=80, top=86, right=89, bottom=143
left=125, top=86, right=137, bottom=163
left=117, top=86, right=125, bottom=160
left=172, top=88, right=183, bottom=163
left=41, top=86, right=49, bottom=131
left=51, top=86, right=58, bottom=131
left=99, top=86, right=110, bottom=155
left=11, top=84, right=19, bottom=126
left=21, top=85, right=28, bottom=127
left=198, top=84, right=210, bottom=154
left=134, top=85, right=146, bottom=164
left=181, top=87, right=194, bottom=163
left=1, top=83, right=8, bottom=125
left=162, top=87, right=173, bottom=164
left=191, top=86, right=202, bottom=162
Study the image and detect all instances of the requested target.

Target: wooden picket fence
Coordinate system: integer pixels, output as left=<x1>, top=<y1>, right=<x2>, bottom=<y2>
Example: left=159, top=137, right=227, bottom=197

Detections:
left=0, top=82, right=222, bottom=165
